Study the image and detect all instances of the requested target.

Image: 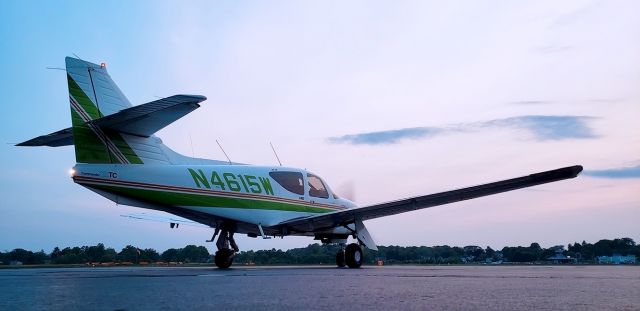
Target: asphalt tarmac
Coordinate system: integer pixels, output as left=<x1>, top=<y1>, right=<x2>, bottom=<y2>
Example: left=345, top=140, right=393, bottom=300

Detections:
left=1, top=265, right=639, bottom=310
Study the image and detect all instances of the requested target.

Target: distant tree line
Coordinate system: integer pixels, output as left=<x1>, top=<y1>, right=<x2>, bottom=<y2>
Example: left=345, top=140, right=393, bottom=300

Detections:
left=0, top=243, right=210, bottom=265
left=237, top=238, right=640, bottom=265
left=1, top=238, right=638, bottom=266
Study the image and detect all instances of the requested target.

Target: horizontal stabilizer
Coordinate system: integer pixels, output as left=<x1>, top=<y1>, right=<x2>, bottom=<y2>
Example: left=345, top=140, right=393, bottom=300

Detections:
left=16, top=94, right=206, bottom=147
left=90, top=94, right=206, bottom=137
left=16, top=127, right=73, bottom=147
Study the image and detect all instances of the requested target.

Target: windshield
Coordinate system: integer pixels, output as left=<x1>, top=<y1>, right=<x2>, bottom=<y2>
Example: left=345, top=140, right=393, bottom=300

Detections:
left=307, top=173, right=329, bottom=199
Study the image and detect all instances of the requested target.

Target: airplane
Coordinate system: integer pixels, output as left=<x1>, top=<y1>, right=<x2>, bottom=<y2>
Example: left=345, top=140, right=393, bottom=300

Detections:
left=18, top=57, right=583, bottom=269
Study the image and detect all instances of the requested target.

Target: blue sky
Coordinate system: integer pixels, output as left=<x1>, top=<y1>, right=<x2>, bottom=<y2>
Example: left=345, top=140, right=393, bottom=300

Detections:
left=1, top=0, right=638, bottom=253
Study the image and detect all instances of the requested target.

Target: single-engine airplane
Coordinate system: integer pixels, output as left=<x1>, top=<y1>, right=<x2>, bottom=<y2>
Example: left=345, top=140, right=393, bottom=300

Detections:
left=18, top=57, right=583, bottom=268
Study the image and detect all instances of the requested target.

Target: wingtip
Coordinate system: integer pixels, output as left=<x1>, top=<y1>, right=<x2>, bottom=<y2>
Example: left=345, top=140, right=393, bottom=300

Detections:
left=570, top=165, right=584, bottom=177
left=176, top=94, right=207, bottom=101
left=529, top=165, right=584, bottom=180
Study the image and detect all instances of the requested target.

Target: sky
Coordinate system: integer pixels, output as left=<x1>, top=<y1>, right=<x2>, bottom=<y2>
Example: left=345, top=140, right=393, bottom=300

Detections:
left=0, top=0, right=638, bottom=253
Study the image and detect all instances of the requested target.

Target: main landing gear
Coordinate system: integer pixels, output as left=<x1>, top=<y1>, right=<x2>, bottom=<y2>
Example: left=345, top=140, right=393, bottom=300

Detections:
left=212, top=228, right=239, bottom=269
left=336, top=243, right=363, bottom=268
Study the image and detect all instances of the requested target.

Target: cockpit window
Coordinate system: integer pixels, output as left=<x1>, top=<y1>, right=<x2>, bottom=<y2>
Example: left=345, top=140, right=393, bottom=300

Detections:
left=307, top=173, right=329, bottom=199
left=269, top=171, right=304, bottom=195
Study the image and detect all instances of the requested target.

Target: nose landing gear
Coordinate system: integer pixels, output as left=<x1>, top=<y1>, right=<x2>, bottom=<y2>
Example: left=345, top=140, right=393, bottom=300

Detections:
left=213, top=229, right=239, bottom=269
left=214, top=248, right=235, bottom=269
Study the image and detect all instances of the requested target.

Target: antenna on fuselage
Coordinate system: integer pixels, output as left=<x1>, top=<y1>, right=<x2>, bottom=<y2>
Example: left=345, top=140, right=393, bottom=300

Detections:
left=189, top=134, right=195, bottom=158
left=216, top=139, right=232, bottom=165
left=270, top=142, right=282, bottom=166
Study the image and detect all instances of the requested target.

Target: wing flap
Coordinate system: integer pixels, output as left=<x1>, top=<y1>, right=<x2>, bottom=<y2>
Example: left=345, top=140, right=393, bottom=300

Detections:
left=277, top=165, right=583, bottom=233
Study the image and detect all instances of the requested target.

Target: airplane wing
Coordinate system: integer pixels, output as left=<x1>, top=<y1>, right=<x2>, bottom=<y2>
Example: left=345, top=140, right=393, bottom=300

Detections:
left=276, top=165, right=583, bottom=234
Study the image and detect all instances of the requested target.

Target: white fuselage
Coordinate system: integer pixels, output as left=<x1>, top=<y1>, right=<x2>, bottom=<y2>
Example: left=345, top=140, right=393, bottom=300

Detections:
left=72, top=164, right=356, bottom=227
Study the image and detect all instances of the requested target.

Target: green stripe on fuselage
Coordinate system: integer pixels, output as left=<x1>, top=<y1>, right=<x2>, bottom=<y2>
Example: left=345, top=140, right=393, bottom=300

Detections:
left=90, top=183, right=333, bottom=214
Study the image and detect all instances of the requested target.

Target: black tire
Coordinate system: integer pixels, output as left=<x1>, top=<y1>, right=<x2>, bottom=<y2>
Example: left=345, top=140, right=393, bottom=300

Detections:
left=214, top=249, right=234, bottom=269
left=345, top=243, right=363, bottom=268
left=336, top=249, right=346, bottom=268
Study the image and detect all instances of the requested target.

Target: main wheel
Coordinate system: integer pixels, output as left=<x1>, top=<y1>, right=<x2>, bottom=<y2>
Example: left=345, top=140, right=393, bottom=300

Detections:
left=214, top=249, right=234, bottom=269
left=336, top=249, right=346, bottom=268
left=345, top=243, right=363, bottom=268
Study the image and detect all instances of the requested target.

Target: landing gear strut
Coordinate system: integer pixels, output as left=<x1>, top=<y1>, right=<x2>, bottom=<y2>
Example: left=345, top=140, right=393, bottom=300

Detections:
left=214, top=229, right=239, bottom=269
left=336, top=243, right=362, bottom=268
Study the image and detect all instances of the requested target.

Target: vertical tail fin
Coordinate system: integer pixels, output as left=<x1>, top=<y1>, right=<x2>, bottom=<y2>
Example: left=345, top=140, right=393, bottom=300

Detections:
left=19, top=57, right=223, bottom=166
left=66, top=57, right=144, bottom=164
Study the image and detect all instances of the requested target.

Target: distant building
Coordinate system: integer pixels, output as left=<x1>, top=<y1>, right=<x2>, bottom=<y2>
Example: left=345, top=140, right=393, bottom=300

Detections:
left=597, top=254, right=637, bottom=264
left=493, top=251, right=504, bottom=262
left=547, top=247, right=576, bottom=264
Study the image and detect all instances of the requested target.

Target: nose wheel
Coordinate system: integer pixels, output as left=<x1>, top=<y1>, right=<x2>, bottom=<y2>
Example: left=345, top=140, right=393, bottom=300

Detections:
left=336, top=243, right=362, bottom=268
left=213, top=228, right=239, bottom=269
left=214, top=248, right=235, bottom=269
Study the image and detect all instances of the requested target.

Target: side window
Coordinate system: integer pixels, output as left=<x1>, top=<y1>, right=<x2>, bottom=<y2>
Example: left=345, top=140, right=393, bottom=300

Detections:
left=269, top=171, right=304, bottom=195
left=307, top=173, right=329, bottom=199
